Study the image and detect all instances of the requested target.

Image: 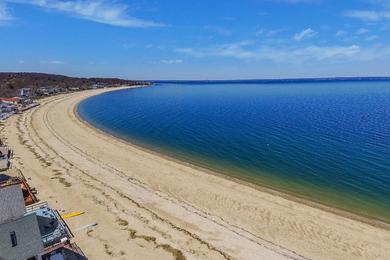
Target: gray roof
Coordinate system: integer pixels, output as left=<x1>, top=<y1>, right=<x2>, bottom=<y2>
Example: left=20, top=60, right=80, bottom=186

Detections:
left=0, top=183, right=26, bottom=224
left=0, top=214, right=44, bottom=260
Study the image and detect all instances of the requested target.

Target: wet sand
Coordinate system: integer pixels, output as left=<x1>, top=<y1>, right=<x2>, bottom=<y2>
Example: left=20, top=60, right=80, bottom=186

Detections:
left=2, top=87, right=390, bottom=260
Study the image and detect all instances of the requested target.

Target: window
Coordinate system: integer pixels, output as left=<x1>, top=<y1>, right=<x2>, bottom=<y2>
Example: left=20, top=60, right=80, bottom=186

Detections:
left=10, top=231, right=17, bottom=247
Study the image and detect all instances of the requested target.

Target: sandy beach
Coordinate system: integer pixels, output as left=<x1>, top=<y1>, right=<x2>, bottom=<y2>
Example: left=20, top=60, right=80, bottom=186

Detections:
left=2, top=87, right=390, bottom=260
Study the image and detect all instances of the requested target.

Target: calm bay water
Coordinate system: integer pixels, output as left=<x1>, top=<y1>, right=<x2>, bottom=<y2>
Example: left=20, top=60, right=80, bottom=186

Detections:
left=78, top=81, right=390, bottom=222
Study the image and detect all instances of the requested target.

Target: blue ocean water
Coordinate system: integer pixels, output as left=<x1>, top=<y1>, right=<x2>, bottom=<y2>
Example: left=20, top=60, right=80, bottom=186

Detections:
left=78, top=81, right=390, bottom=222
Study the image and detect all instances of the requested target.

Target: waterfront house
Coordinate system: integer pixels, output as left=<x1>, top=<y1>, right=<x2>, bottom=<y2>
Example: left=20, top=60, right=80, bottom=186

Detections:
left=36, top=87, right=51, bottom=96
left=19, top=87, right=33, bottom=98
left=0, top=102, right=17, bottom=113
left=0, top=177, right=44, bottom=260
left=27, top=201, right=73, bottom=248
left=37, top=86, right=66, bottom=96
left=0, top=103, right=17, bottom=120
left=0, top=97, right=21, bottom=106
left=4, top=168, right=38, bottom=206
left=29, top=201, right=87, bottom=259
left=0, top=145, right=12, bottom=159
left=0, top=146, right=12, bottom=171
left=0, top=156, right=10, bottom=171
left=91, top=83, right=107, bottom=89
left=40, top=241, right=87, bottom=260
left=0, top=174, right=86, bottom=259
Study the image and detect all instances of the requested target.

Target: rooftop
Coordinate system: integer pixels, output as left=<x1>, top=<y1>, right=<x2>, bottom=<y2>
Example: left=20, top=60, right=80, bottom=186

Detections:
left=0, top=175, right=21, bottom=189
left=26, top=202, right=73, bottom=248
left=0, top=97, right=21, bottom=102
left=41, top=242, right=87, bottom=260
left=0, top=213, right=44, bottom=260
left=1, top=169, right=38, bottom=206
left=0, top=146, right=11, bottom=157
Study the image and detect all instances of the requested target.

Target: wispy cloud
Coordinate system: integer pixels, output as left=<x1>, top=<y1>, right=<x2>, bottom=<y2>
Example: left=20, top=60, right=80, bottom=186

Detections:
left=176, top=41, right=390, bottom=63
left=121, top=43, right=136, bottom=49
left=255, top=28, right=286, bottom=38
left=6, top=0, right=163, bottom=27
left=356, top=28, right=369, bottom=35
left=160, top=59, right=183, bottom=64
left=267, top=28, right=286, bottom=37
left=177, top=41, right=255, bottom=59
left=204, top=25, right=232, bottom=36
left=366, top=35, right=379, bottom=41
left=336, top=30, right=347, bottom=37
left=344, top=10, right=390, bottom=21
left=293, top=28, right=317, bottom=41
left=41, top=60, right=65, bottom=64
left=0, top=3, right=14, bottom=24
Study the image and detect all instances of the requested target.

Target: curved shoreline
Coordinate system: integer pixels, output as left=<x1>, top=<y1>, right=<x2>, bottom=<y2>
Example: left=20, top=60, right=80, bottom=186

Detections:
left=5, top=87, right=390, bottom=259
left=76, top=87, right=390, bottom=231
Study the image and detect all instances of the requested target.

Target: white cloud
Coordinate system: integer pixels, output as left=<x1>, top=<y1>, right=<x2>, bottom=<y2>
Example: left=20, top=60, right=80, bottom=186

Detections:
left=344, top=1, right=390, bottom=22
left=344, top=10, right=390, bottom=21
left=175, top=48, right=196, bottom=55
left=293, top=28, right=318, bottom=41
left=255, top=28, right=265, bottom=36
left=204, top=25, right=232, bottom=36
left=356, top=28, right=369, bottom=35
left=41, top=60, right=65, bottom=64
left=336, top=30, right=347, bottom=37
left=0, top=3, right=14, bottom=23
left=176, top=41, right=390, bottom=63
left=266, top=28, right=286, bottom=37
left=160, top=59, right=183, bottom=64
left=177, top=41, right=255, bottom=59
left=366, top=35, right=379, bottom=41
left=6, top=0, right=163, bottom=27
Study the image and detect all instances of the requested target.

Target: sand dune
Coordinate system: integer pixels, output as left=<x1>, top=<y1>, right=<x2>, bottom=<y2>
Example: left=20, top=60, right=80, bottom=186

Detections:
left=2, top=87, right=390, bottom=260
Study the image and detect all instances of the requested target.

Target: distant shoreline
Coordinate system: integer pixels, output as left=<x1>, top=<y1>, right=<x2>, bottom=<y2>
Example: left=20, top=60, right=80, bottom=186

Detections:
left=153, top=76, right=390, bottom=84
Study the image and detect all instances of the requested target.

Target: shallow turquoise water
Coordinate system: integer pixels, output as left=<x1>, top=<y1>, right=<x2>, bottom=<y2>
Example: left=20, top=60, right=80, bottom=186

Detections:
left=78, top=82, right=390, bottom=222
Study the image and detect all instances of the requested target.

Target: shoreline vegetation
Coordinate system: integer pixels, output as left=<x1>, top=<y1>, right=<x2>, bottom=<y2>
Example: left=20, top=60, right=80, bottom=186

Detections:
left=3, top=86, right=390, bottom=259
left=0, top=72, right=150, bottom=97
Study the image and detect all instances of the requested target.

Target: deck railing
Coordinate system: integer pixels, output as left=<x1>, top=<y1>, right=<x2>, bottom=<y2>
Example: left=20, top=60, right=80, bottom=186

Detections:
left=26, top=201, right=49, bottom=213
left=26, top=202, right=73, bottom=247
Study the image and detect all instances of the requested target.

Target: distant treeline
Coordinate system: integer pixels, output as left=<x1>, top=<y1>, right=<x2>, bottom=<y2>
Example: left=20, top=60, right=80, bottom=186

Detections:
left=0, top=72, right=150, bottom=97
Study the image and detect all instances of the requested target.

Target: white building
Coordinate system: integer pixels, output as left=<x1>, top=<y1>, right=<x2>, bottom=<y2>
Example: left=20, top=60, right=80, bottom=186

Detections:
left=20, top=87, right=33, bottom=98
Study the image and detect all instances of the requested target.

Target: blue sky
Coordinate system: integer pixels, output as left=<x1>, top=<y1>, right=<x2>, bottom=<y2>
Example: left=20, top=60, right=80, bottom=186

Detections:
left=1, top=0, right=390, bottom=80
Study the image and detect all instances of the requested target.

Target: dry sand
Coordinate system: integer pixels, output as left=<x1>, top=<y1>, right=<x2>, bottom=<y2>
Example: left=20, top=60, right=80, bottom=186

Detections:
left=2, top=87, right=390, bottom=260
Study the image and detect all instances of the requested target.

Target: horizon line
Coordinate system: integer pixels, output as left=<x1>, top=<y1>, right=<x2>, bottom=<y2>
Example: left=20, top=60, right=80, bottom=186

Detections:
left=2, top=71, right=390, bottom=83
